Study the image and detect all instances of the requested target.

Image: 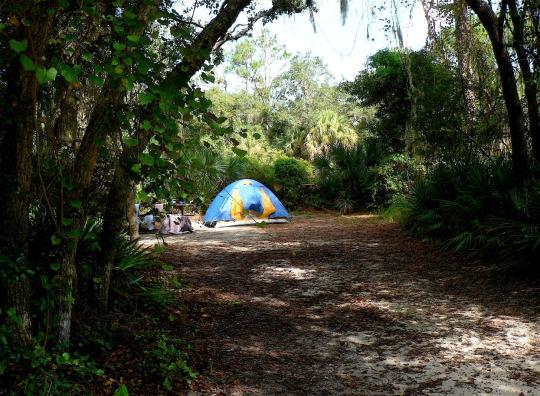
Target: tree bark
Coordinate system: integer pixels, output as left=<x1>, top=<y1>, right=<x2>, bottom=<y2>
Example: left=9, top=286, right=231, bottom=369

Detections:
left=508, top=0, right=540, bottom=163
left=127, top=181, right=139, bottom=240
left=454, top=0, right=477, bottom=118
left=55, top=80, right=123, bottom=344
left=465, top=0, right=530, bottom=182
left=0, top=6, right=55, bottom=347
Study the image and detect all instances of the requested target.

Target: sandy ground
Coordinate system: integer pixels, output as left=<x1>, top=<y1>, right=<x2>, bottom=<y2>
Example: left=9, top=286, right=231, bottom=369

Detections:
left=149, top=213, right=540, bottom=395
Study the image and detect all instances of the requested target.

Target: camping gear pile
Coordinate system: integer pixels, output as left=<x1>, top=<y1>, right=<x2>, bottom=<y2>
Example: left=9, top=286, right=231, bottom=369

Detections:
left=135, top=179, right=290, bottom=234
left=136, top=202, right=194, bottom=234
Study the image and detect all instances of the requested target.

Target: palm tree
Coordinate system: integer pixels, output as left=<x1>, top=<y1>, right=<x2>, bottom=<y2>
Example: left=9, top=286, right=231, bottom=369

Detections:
left=303, top=110, right=358, bottom=160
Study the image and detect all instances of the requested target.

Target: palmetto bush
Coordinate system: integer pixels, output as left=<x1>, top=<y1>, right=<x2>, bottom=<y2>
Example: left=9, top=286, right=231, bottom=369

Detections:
left=314, top=141, right=384, bottom=210
left=403, top=158, right=540, bottom=268
left=76, top=219, right=165, bottom=304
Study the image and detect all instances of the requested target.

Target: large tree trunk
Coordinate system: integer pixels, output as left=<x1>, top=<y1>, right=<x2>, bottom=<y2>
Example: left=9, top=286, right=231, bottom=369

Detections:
left=55, top=81, right=123, bottom=344
left=0, top=7, right=55, bottom=347
left=454, top=0, right=477, bottom=118
left=95, top=0, right=253, bottom=312
left=54, top=0, right=160, bottom=344
left=508, top=0, right=540, bottom=163
left=0, top=67, right=35, bottom=347
left=466, top=0, right=530, bottom=181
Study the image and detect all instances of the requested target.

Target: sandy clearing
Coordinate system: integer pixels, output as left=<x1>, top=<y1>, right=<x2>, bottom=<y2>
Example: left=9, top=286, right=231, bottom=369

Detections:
left=148, top=213, right=540, bottom=395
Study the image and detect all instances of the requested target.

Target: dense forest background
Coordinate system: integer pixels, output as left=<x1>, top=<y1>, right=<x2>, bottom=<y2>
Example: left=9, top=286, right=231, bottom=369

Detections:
left=0, top=0, right=538, bottom=394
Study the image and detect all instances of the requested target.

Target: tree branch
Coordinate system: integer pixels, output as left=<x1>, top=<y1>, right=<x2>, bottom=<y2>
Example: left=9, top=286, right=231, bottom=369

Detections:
left=213, top=6, right=278, bottom=51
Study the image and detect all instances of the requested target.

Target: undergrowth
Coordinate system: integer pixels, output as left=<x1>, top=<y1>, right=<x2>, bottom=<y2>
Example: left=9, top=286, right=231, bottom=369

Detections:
left=1, top=229, right=195, bottom=395
left=393, top=159, right=540, bottom=271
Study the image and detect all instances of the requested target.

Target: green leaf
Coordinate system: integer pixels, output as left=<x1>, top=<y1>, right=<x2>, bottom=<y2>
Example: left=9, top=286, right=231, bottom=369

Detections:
left=253, top=133, right=261, bottom=140
left=140, top=120, right=151, bottom=130
left=130, top=163, right=141, bottom=174
left=163, top=378, right=172, bottom=391
left=46, top=67, right=57, bottom=81
left=69, top=199, right=82, bottom=209
left=36, top=67, right=57, bottom=84
left=0, top=23, right=7, bottom=33
left=124, top=137, right=138, bottom=146
left=51, top=235, right=62, bottom=246
left=89, top=74, right=105, bottom=87
left=201, top=72, right=215, bottom=83
left=138, top=92, right=155, bottom=105
left=66, top=229, right=83, bottom=239
left=61, top=217, right=73, bottom=226
left=256, top=221, right=268, bottom=228
left=60, top=64, right=81, bottom=83
left=137, top=189, right=150, bottom=203
left=161, top=263, right=173, bottom=271
left=9, top=39, right=28, bottom=53
left=19, top=54, right=35, bottom=71
left=7, top=308, right=23, bottom=328
left=36, top=68, right=48, bottom=84
left=113, top=42, right=126, bottom=51
left=51, top=263, right=61, bottom=271
left=231, top=147, right=247, bottom=157
left=127, top=34, right=140, bottom=43
left=114, top=384, right=129, bottom=396
left=123, top=9, right=136, bottom=19
left=139, top=153, right=154, bottom=166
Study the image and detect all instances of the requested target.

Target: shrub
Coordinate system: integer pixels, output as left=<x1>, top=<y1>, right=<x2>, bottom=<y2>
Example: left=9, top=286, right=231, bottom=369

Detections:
left=244, top=156, right=278, bottom=190
left=371, top=154, right=424, bottom=206
left=402, top=158, right=540, bottom=269
left=314, top=141, right=384, bottom=211
left=220, top=156, right=277, bottom=190
left=149, top=336, right=197, bottom=391
left=273, top=157, right=313, bottom=208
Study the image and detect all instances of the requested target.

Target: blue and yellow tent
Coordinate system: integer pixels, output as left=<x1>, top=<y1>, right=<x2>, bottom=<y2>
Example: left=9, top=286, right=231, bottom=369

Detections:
left=203, top=179, right=291, bottom=227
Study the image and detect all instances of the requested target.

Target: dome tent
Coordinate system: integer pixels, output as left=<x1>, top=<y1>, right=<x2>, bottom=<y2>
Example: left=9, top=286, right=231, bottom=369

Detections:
left=204, top=179, right=291, bottom=227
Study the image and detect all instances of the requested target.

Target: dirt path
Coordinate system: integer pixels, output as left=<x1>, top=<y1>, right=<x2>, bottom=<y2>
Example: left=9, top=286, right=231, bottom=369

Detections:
left=156, top=213, right=540, bottom=395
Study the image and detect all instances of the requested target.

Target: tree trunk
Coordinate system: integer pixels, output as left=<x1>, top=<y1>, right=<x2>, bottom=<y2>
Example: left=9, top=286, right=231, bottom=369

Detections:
left=466, top=0, right=530, bottom=182
left=0, top=8, right=55, bottom=347
left=0, top=67, right=35, bottom=346
left=95, top=149, right=142, bottom=312
left=95, top=0, right=254, bottom=312
left=55, top=80, right=123, bottom=344
left=127, top=181, right=139, bottom=241
left=508, top=0, right=540, bottom=163
left=55, top=0, right=160, bottom=343
left=454, top=0, right=477, bottom=118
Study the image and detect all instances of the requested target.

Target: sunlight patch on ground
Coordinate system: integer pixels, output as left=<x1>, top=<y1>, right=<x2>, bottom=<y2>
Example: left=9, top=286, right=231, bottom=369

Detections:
left=250, top=296, right=290, bottom=308
left=254, top=262, right=317, bottom=281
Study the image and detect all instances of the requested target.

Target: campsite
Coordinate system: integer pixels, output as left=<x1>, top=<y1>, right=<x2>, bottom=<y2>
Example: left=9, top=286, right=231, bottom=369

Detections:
left=1, top=1, right=540, bottom=395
